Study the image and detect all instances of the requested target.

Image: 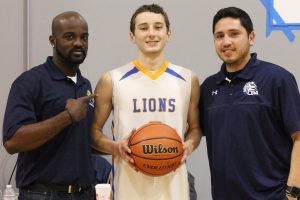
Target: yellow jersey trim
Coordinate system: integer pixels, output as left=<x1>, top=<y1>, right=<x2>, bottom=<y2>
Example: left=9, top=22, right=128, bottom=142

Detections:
left=133, top=60, right=169, bottom=80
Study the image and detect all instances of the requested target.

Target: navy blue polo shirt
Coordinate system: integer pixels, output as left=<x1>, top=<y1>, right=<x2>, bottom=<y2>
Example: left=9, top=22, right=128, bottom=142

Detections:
left=200, top=53, right=300, bottom=200
left=3, top=57, right=95, bottom=188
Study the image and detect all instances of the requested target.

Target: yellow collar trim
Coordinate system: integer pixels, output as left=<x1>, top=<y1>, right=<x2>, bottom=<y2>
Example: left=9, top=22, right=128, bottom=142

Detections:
left=133, top=60, right=169, bottom=80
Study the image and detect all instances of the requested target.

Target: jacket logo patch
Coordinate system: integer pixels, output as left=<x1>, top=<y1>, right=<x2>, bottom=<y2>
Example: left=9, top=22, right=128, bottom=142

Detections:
left=87, top=90, right=94, bottom=107
left=243, top=81, right=259, bottom=95
left=211, top=90, right=218, bottom=96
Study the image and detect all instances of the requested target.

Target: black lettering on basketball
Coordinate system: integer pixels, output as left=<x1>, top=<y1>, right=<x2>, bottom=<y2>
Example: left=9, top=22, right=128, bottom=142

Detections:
left=142, top=144, right=178, bottom=154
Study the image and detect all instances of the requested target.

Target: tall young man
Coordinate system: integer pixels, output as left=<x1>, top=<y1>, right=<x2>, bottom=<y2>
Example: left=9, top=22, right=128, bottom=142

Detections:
left=91, top=4, right=201, bottom=200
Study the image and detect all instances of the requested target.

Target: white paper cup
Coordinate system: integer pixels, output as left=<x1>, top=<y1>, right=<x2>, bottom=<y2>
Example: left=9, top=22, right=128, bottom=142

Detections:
left=95, top=184, right=111, bottom=200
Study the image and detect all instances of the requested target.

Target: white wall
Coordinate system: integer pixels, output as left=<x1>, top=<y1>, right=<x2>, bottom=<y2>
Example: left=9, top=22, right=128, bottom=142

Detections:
left=0, top=0, right=26, bottom=189
left=1, top=1, right=300, bottom=199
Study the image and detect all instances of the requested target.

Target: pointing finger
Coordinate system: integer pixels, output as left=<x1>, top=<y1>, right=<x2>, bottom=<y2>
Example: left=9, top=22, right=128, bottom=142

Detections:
left=80, top=94, right=97, bottom=102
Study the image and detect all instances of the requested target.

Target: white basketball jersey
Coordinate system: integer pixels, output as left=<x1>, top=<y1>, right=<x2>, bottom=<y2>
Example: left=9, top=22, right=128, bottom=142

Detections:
left=110, top=60, right=192, bottom=200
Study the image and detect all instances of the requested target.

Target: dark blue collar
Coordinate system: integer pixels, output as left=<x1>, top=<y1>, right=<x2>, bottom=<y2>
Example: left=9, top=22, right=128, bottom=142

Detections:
left=45, top=56, right=86, bottom=85
left=216, top=53, right=258, bottom=84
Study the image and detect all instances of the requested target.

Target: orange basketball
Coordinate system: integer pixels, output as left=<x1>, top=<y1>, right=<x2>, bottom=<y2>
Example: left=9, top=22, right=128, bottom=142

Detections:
left=129, top=121, right=183, bottom=176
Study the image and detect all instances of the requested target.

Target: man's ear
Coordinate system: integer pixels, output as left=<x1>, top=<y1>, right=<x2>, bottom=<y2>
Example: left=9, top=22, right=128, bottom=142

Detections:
left=249, top=31, right=255, bottom=46
left=129, top=32, right=135, bottom=44
left=49, top=35, right=55, bottom=47
left=166, top=30, right=171, bottom=42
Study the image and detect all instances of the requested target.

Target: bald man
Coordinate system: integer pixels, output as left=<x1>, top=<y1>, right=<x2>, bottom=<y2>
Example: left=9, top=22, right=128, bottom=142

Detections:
left=3, top=11, right=96, bottom=200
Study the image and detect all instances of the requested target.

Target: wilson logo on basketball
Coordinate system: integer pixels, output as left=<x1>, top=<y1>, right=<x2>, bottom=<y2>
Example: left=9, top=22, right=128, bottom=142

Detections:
left=142, top=144, right=178, bottom=154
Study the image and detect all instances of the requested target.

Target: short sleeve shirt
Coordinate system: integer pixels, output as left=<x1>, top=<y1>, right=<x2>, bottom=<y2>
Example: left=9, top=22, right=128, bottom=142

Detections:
left=3, top=57, right=95, bottom=188
left=200, top=53, right=300, bottom=200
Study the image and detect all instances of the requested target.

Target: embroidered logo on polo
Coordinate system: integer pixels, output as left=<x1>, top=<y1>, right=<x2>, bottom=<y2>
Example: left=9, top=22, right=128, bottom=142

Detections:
left=243, top=81, right=259, bottom=95
left=211, top=90, right=218, bottom=96
left=87, top=90, right=95, bottom=107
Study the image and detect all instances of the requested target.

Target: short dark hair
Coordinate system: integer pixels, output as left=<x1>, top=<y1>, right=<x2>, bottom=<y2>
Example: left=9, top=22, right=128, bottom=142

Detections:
left=213, top=7, right=253, bottom=35
left=130, top=4, right=170, bottom=33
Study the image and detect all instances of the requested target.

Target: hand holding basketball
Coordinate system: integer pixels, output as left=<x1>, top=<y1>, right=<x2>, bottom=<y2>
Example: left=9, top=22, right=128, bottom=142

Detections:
left=115, top=130, right=135, bottom=168
left=181, top=140, right=193, bottom=164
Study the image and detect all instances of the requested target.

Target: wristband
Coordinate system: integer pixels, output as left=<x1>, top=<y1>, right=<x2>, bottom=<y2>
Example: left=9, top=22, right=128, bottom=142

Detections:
left=66, top=109, right=75, bottom=125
